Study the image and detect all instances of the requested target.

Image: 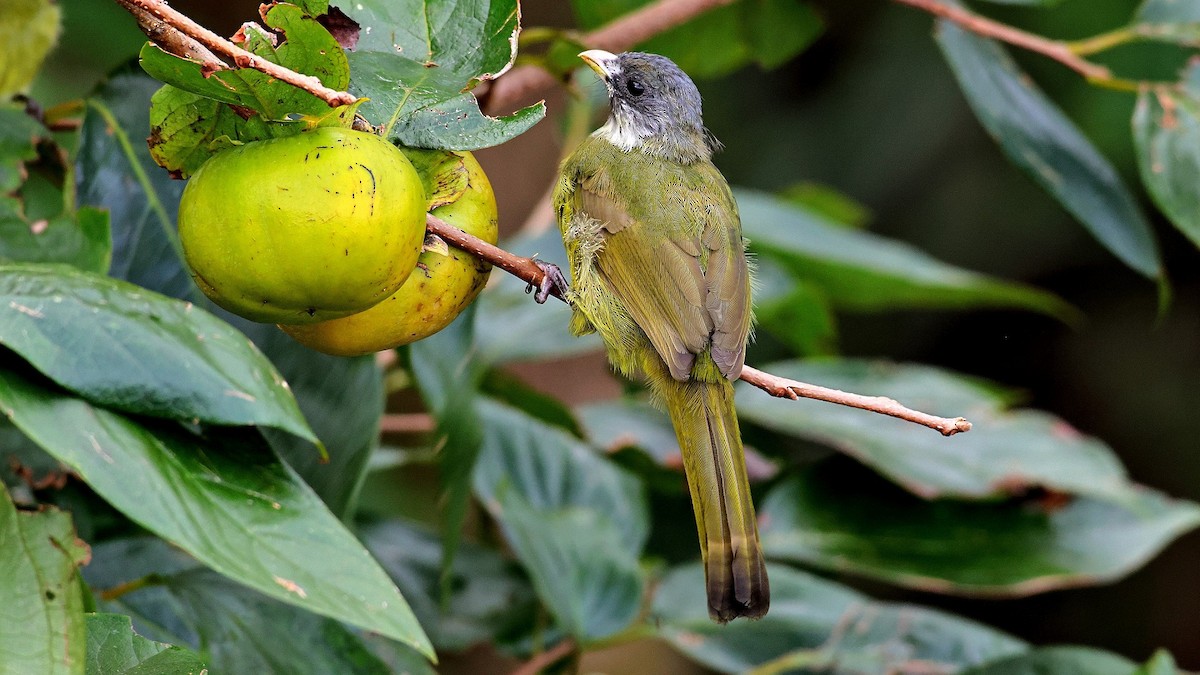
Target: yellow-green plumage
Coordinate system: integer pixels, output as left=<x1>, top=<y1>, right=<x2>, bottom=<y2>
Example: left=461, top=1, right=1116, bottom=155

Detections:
left=554, top=129, right=769, bottom=621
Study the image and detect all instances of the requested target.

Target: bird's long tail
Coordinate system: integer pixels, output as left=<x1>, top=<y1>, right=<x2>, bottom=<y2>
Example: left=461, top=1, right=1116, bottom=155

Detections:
left=661, top=376, right=769, bottom=622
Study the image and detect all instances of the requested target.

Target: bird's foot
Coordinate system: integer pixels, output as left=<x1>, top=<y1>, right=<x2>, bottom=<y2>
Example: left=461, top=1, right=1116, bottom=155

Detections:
left=526, top=259, right=569, bottom=304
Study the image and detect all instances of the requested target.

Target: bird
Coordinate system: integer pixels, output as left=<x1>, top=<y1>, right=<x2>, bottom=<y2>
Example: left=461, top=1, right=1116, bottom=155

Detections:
left=550, top=49, right=768, bottom=622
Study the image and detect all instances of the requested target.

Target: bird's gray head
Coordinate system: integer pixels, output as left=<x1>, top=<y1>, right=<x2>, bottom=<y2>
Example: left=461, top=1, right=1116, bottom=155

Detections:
left=580, top=50, right=719, bottom=163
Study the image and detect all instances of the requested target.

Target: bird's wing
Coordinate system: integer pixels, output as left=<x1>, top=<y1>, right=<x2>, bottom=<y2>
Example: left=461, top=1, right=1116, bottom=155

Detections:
left=574, top=168, right=750, bottom=381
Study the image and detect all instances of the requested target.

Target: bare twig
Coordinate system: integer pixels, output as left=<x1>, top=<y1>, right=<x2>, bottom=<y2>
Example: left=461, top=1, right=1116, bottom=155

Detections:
left=891, top=0, right=1113, bottom=83
left=427, top=214, right=973, bottom=435
left=738, top=365, right=972, bottom=437
left=379, top=413, right=436, bottom=434
left=510, top=639, right=577, bottom=675
left=426, top=214, right=567, bottom=302
left=114, top=0, right=357, bottom=107
left=483, top=0, right=737, bottom=113
left=115, top=0, right=223, bottom=66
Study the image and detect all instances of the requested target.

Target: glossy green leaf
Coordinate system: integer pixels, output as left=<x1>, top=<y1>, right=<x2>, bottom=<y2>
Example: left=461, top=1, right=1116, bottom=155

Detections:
left=1135, top=0, right=1200, bottom=45
left=410, top=305, right=486, bottom=601
left=362, top=519, right=535, bottom=652
left=0, top=369, right=432, bottom=658
left=84, top=613, right=207, bottom=675
left=936, top=20, right=1160, bottom=278
left=736, top=359, right=1129, bottom=499
left=1133, top=77, right=1200, bottom=249
left=964, top=646, right=1145, bottom=675
left=0, top=103, right=43, bottom=192
left=653, top=563, right=1026, bottom=674
left=570, top=0, right=823, bottom=78
left=0, top=103, right=112, bottom=274
left=0, top=201, right=111, bottom=274
left=760, top=465, right=1200, bottom=596
left=472, top=398, right=648, bottom=642
left=251, top=325, right=383, bottom=517
left=140, top=3, right=352, bottom=176
left=141, top=4, right=346, bottom=119
left=0, top=0, right=60, bottom=97
left=347, top=51, right=544, bottom=151
left=473, top=399, right=649, bottom=551
left=86, top=539, right=398, bottom=674
left=496, top=488, right=643, bottom=643
left=79, top=69, right=194, bottom=301
left=342, top=0, right=544, bottom=149
left=0, top=264, right=316, bottom=443
left=0, top=483, right=89, bottom=675
left=578, top=397, right=682, bottom=464
left=474, top=230, right=603, bottom=364
left=737, top=190, right=1074, bottom=317
left=348, top=0, right=519, bottom=77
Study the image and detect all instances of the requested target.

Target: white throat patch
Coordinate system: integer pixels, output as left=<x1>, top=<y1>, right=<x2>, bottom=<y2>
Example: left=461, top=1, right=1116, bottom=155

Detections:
left=595, top=115, right=645, bottom=151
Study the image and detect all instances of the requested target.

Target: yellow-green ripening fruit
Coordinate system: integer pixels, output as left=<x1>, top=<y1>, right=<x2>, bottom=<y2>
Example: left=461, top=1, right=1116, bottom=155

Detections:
left=282, top=150, right=498, bottom=355
left=178, top=127, right=426, bottom=324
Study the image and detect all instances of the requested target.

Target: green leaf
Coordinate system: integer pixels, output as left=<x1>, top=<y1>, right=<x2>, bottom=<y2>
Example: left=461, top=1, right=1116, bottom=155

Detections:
left=85, top=613, right=207, bottom=675
left=0, top=369, right=432, bottom=658
left=472, top=398, right=648, bottom=642
left=737, top=190, right=1074, bottom=317
left=1136, top=0, right=1200, bottom=45
left=0, top=483, right=89, bottom=675
left=936, top=19, right=1161, bottom=278
left=362, top=519, right=535, bottom=652
left=496, top=489, right=643, bottom=643
left=473, top=399, right=649, bottom=551
left=79, top=69, right=194, bottom=301
left=974, top=0, right=1066, bottom=6
left=653, top=563, right=1026, bottom=674
left=0, top=201, right=111, bottom=274
left=342, top=0, right=545, bottom=149
left=1133, top=76, right=1200, bottom=249
left=1135, top=650, right=1181, bottom=675
left=347, top=51, right=544, bottom=150
left=735, top=359, right=1127, bottom=499
left=409, top=305, right=486, bottom=602
left=86, top=538, right=399, bottom=674
left=252, top=325, right=383, bottom=517
left=0, top=264, right=316, bottom=443
left=348, top=0, right=519, bottom=77
left=0, top=103, right=113, bottom=274
left=759, top=465, right=1200, bottom=597
left=570, top=0, right=823, bottom=78
left=964, top=646, right=1142, bottom=675
left=140, top=4, right=347, bottom=119
left=140, top=3, right=353, bottom=175
left=0, top=104, right=43, bottom=192
left=0, top=0, right=60, bottom=97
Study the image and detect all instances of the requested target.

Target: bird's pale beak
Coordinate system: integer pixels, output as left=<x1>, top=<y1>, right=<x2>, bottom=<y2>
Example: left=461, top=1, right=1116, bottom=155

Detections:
left=578, top=49, right=619, bottom=81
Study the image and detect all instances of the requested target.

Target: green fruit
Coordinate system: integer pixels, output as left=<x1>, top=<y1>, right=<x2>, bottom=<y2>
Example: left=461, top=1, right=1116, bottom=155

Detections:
left=178, top=127, right=426, bottom=324
left=282, top=150, right=498, bottom=355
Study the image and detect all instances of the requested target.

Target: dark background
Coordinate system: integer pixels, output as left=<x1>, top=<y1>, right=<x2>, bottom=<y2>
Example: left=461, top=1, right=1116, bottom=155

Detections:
left=34, top=0, right=1200, bottom=668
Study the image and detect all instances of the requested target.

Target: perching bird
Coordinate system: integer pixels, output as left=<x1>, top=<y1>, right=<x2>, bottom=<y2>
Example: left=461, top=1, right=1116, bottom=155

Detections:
left=551, top=50, right=768, bottom=622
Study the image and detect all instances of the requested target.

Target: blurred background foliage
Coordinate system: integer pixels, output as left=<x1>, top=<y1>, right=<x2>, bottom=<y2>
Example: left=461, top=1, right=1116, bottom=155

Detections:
left=12, top=0, right=1200, bottom=671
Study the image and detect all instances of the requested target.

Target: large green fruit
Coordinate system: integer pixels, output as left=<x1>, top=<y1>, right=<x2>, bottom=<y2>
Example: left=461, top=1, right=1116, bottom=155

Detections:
left=178, top=127, right=426, bottom=324
left=282, top=150, right=498, bottom=355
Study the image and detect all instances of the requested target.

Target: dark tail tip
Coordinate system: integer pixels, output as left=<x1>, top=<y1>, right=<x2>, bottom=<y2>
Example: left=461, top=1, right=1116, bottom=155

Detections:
left=706, top=551, right=770, bottom=623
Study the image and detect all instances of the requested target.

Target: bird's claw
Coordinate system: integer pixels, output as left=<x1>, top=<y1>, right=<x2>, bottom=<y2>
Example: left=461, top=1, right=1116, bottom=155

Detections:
left=527, top=259, right=569, bottom=304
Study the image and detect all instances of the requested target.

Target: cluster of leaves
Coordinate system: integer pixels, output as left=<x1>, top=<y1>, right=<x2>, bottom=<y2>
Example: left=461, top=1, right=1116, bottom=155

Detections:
left=2, top=0, right=1199, bottom=673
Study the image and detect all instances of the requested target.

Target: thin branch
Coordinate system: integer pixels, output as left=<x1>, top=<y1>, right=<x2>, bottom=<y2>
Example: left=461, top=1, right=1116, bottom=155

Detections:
left=510, top=639, right=577, bottom=675
left=739, top=365, right=972, bottom=437
left=379, top=413, right=436, bottom=434
left=426, top=214, right=567, bottom=302
left=891, top=0, right=1113, bottom=82
left=427, top=214, right=973, bottom=435
left=115, top=0, right=357, bottom=107
left=483, top=0, right=737, bottom=114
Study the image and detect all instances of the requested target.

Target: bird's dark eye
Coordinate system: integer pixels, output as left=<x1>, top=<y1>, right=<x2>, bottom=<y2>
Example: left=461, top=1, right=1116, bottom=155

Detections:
left=626, top=79, right=644, bottom=96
